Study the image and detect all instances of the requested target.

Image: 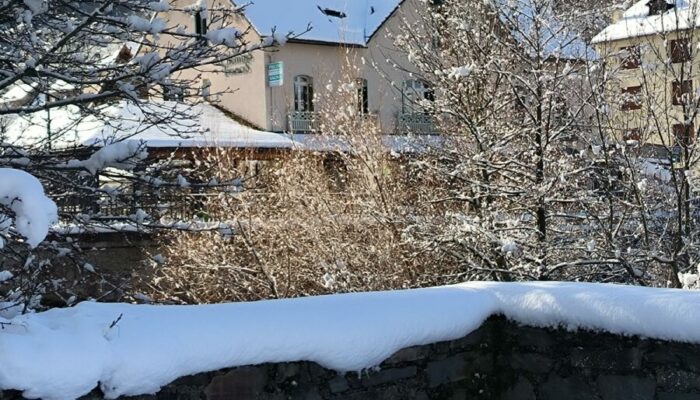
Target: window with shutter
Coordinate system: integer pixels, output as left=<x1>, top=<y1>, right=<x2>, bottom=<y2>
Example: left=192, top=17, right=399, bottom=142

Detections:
left=673, top=123, right=695, bottom=146
left=194, top=11, right=207, bottom=36
left=670, top=39, right=691, bottom=63
left=621, top=86, right=642, bottom=111
left=620, top=46, right=641, bottom=69
left=672, top=80, right=693, bottom=106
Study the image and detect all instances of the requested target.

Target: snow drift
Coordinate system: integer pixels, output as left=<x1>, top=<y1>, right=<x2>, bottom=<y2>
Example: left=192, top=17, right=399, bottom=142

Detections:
left=1, top=282, right=699, bottom=399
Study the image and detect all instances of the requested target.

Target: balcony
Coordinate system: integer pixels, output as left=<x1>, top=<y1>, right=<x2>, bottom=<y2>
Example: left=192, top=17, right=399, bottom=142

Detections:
left=398, top=112, right=437, bottom=135
left=288, top=111, right=318, bottom=133
left=288, top=112, right=379, bottom=134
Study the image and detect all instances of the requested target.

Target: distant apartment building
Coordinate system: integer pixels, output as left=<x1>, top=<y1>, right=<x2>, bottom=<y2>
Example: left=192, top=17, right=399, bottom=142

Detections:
left=592, top=0, right=700, bottom=150
left=165, top=0, right=437, bottom=135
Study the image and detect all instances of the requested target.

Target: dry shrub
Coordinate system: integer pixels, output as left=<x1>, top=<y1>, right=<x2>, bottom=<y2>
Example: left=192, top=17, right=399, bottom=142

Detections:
left=138, top=64, right=465, bottom=303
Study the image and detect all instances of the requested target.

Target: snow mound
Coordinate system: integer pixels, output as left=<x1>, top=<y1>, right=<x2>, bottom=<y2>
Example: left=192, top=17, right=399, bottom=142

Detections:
left=1, top=282, right=700, bottom=399
left=0, top=168, right=57, bottom=248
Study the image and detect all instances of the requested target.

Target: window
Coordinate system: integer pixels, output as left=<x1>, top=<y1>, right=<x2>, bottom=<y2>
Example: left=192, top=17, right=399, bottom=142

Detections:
left=620, top=46, right=641, bottom=69
left=670, top=39, right=691, bottom=63
left=402, top=79, right=434, bottom=113
left=673, top=123, right=695, bottom=146
left=115, top=45, right=133, bottom=64
left=623, top=128, right=641, bottom=141
left=672, top=80, right=693, bottom=106
left=621, top=86, right=642, bottom=111
left=356, top=78, right=368, bottom=114
left=323, top=155, right=348, bottom=192
left=194, top=11, right=207, bottom=36
left=293, top=75, right=314, bottom=112
left=136, top=84, right=149, bottom=99
left=163, top=85, right=184, bottom=101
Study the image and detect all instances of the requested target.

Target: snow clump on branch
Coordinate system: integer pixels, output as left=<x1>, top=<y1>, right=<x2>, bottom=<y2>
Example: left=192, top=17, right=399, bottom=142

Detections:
left=0, top=169, right=58, bottom=248
left=206, top=28, right=241, bottom=47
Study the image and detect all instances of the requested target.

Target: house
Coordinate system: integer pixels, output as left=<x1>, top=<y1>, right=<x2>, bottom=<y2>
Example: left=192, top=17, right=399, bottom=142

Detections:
left=164, top=0, right=439, bottom=135
left=0, top=0, right=598, bottom=223
left=591, top=0, right=700, bottom=151
left=2, top=0, right=598, bottom=154
left=162, top=0, right=600, bottom=139
left=0, top=0, right=452, bottom=224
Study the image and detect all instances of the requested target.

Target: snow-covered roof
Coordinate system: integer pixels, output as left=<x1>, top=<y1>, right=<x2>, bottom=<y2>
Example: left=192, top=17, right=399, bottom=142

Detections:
left=2, top=101, right=448, bottom=154
left=592, top=0, right=699, bottom=44
left=0, top=83, right=38, bottom=106
left=240, top=0, right=402, bottom=46
left=2, top=282, right=700, bottom=399
left=2, top=102, right=296, bottom=150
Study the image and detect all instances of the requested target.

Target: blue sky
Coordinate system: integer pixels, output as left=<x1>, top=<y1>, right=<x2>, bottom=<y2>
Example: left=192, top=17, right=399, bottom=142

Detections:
left=241, top=0, right=401, bottom=45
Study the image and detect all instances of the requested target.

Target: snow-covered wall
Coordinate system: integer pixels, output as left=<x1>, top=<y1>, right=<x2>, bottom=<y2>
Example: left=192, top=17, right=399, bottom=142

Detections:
left=2, top=283, right=700, bottom=399
left=3, top=316, right=698, bottom=400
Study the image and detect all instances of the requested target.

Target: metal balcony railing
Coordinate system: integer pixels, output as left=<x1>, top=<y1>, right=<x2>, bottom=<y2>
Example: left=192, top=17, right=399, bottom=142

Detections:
left=288, top=111, right=318, bottom=133
left=398, top=112, right=437, bottom=135
left=288, top=112, right=380, bottom=134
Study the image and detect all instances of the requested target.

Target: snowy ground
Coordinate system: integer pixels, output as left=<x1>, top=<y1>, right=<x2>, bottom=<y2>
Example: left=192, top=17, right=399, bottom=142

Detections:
left=1, top=282, right=700, bottom=400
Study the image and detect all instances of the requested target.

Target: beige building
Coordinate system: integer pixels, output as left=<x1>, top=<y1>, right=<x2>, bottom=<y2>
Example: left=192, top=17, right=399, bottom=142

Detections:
left=592, top=0, right=700, bottom=149
left=163, top=0, right=436, bottom=135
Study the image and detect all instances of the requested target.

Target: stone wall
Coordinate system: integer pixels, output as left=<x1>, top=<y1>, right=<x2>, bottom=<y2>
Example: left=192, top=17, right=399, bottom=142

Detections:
left=3, top=316, right=700, bottom=400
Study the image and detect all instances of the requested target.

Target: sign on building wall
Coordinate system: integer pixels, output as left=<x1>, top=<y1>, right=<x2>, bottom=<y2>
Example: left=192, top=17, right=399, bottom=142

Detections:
left=268, top=62, right=283, bottom=87
left=223, top=54, right=253, bottom=76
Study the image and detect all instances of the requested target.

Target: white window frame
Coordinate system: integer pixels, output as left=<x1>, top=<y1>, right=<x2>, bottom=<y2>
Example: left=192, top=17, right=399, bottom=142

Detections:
left=293, top=75, right=314, bottom=112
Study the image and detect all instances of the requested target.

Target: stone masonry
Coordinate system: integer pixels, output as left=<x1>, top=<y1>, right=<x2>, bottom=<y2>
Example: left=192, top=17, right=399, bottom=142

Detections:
left=3, top=316, right=700, bottom=399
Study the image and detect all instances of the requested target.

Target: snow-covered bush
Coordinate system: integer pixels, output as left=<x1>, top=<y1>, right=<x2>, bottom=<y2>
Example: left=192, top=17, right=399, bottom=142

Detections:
left=374, top=0, right=700, bottom=288
left=378, top=0, right=625, bottom=282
